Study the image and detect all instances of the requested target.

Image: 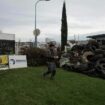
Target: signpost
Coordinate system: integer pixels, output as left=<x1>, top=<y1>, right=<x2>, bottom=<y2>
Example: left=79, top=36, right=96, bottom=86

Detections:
left=33, top=29, right=40, bottom=36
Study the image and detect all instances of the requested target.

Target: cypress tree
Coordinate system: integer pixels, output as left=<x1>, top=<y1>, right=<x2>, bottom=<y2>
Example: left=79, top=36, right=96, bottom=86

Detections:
left=61, top=1, right=68, bottom=51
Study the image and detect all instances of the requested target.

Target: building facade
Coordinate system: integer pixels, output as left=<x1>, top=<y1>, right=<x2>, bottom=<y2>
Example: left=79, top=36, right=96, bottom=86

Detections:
left=0, top=31, right=15, bottom=55
left=87, top=34, right=105, bottom=45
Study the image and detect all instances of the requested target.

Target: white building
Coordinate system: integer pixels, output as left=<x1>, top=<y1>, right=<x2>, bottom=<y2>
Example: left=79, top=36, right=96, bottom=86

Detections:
left=0, top=31, right=15, bottom=55
left=15, top=42, right=33, bottom=54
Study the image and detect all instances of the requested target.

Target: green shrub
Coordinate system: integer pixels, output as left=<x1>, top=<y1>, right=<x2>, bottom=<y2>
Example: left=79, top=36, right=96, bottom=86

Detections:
left=20, top=47, right=47, bottom=66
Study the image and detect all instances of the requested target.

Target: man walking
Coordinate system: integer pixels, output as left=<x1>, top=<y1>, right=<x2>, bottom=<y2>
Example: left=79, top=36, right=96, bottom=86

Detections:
left=43, top=43, right=58, bottom=80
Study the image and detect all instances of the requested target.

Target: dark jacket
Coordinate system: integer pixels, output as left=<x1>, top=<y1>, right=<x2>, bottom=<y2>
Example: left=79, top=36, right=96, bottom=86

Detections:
left=46, top=49, right=56, bottom=62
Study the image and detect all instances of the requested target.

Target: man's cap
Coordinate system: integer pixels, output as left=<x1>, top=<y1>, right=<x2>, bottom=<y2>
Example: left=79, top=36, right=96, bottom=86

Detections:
left=49, top=43, right=55, bottom=47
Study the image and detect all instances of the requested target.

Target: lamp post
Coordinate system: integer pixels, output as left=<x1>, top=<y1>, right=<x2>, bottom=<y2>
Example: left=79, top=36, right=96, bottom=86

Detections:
left=34, top=0, right=50, bottom=47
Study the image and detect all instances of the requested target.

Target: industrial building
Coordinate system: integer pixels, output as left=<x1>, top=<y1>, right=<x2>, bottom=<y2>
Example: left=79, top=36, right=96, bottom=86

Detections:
left=87, top=34, right=105, bottom=45
left=0, top=31, right=15, bottom=55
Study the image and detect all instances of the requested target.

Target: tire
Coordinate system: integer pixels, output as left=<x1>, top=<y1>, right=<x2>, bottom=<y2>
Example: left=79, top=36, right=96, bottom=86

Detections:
left=82, top=51, right=94, bottom=63
left=96, top=58, right=105, bottom=75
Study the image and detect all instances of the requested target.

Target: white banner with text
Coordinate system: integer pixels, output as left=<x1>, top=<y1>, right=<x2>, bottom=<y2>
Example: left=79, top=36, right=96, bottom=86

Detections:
left=9, top=55, right=27, bottom=69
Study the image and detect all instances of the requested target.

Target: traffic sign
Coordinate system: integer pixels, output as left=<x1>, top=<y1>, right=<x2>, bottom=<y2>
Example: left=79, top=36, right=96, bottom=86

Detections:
left=33, top=29, right=40, bottom=36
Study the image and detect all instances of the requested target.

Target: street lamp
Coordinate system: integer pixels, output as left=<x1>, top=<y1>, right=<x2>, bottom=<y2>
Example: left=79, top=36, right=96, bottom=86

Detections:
left=34, top=0, right=50, bottom=47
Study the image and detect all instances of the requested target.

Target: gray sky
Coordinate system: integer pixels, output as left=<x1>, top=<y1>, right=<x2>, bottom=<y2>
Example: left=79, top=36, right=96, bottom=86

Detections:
left=0, top=0, right=105, bottom=42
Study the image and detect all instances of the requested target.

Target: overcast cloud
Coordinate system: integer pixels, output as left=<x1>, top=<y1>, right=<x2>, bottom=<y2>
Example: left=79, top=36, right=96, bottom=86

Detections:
left=0, top=0, right=105, bottom=42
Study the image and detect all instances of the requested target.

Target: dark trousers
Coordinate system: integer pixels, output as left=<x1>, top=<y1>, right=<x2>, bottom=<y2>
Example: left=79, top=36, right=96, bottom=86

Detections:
left=43, top=62, right=56, bottom=79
